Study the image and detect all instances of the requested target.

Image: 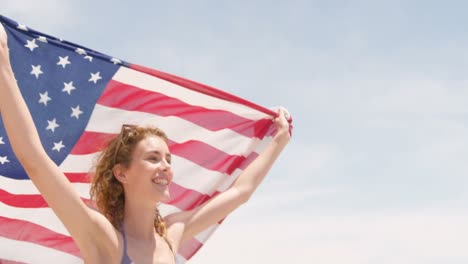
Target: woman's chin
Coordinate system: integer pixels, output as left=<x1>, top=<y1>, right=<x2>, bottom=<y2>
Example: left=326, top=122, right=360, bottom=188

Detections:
left=151, top=184, right=171, bottom=201
left=157, top=190, right=171, bottom=203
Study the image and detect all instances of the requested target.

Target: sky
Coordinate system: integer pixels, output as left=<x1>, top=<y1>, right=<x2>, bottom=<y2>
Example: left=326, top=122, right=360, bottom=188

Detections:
left=2, top=0, right=468, bottom=263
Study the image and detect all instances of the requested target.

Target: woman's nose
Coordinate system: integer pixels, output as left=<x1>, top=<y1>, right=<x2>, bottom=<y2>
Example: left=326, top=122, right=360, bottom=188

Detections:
left=161, top=159, right=171, bottom=171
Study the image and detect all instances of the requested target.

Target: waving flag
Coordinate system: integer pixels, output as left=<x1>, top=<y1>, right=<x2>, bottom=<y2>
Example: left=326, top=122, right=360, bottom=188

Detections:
left=0, top=15, right=291, bottom=263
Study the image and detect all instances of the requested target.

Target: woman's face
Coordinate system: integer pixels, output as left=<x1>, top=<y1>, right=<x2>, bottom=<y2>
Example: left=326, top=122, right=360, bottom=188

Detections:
left=124, top=135, right=173, bottom=203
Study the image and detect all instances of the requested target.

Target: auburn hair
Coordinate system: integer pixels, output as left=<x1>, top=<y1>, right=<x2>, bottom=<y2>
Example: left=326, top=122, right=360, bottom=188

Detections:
left=89, top=125, right=171, bottom=247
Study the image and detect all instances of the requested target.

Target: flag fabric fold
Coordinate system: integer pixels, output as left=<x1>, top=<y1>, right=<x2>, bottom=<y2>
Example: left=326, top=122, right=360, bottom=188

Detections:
left=0, top=15, right=291, bottom=263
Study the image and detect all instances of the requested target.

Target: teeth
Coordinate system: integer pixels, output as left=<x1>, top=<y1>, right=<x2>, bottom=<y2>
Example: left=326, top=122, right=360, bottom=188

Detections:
left=153, top=178, right=168, bottom=185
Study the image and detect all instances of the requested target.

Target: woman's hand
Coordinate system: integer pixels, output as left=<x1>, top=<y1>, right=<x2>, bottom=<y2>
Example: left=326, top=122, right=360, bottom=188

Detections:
left=273, top=107, right=291, bottom=145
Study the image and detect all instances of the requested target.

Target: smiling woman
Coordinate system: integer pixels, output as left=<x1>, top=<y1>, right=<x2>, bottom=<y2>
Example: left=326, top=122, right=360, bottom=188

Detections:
left=0, top=20, right=291, bottom=264
left=90, top=125, right=174, bottom=253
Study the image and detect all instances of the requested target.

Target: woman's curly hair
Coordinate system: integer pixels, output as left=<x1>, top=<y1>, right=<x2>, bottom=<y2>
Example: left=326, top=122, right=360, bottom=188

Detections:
left=89, top=125, right=171, bottom=245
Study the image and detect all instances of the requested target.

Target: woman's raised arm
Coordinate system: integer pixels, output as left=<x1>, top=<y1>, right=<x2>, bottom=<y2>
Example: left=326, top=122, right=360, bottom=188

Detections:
left=0, top=22, right=114, bottom=253
left=166, top=107, right=291, bottom=242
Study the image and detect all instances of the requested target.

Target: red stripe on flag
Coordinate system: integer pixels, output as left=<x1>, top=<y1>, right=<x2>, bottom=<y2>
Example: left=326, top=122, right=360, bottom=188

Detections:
left=167, top=184, right=219, bottom=211
left=99, top=80, right=273, bottom=139
left=170, top=140, right=259, bottom=175
left=65, top=173, right=91, bottom=183
left=68, top=131, right=114, bottom=155
left=0, top=189, right=90, bottom=209
left=0, top=216, right=80, bottom=257
left=0, top=189, right=48, bottom=208
left=69, top=131, right=112, bottom=155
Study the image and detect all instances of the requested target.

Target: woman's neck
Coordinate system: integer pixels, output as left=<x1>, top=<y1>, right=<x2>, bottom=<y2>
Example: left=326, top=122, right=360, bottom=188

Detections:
left=123, top=197, right=158, bottom=242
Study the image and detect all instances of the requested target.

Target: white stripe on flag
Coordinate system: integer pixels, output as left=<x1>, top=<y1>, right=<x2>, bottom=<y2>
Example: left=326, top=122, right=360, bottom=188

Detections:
left=59, top=153, right=96, bottom=174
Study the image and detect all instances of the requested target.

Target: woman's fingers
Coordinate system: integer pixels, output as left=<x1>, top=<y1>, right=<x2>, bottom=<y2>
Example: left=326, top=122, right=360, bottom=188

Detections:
left=279, top=106, right=291, bottom=121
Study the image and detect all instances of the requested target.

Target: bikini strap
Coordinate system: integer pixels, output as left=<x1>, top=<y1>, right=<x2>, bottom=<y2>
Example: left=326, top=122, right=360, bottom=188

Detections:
left=120, top=223, right=133, bottom=264
left=121, top=223, right=128, bottom=251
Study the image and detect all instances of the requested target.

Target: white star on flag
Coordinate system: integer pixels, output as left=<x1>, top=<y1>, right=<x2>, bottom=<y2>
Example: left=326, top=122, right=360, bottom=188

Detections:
left=52, top=141, right=65, bottom=152
left=89, top=71, right=102, bottom=84
left=0, top=156, right=10, bottom=165
left=0, top=137, right=4, bottom=144
left=70, top=105, right=83, bottom=119
left=25, top=39, right=39, bottom=52
left=75, top=48, right=87, bottom=55
left=62, top=81, right=76, bottom=95
left=37, top=36, right=48, bottom=43
left=38, top=91, right=51, bottom=106
left=30, top=65, right=43, bottom=79
left=57, top=56, right=71, bottom=68
left=84, top=55, right=93, bottom=62
left=111, top=58, right=122, bottom=64
left=46, top=118, right=60, bottom=132
left=17, top=23, right=28, bottom=31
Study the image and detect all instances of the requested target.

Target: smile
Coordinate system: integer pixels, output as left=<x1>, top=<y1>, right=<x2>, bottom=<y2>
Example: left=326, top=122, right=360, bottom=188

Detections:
left=152, top=178, right=169, bottom=186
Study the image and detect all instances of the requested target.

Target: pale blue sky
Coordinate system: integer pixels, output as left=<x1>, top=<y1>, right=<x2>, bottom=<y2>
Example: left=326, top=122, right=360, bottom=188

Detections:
left=2, top=1, right=468, bottom=263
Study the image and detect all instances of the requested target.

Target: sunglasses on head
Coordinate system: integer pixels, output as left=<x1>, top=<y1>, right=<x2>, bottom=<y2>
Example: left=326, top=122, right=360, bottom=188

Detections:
left=113, top=124, right=137, bottom=165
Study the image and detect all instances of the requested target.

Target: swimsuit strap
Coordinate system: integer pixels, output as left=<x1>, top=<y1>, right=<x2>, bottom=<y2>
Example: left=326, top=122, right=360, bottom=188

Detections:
left=120, top=223, right=134, bottom=264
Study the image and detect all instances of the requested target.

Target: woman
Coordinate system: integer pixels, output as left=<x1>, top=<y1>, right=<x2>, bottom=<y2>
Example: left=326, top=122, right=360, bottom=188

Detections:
left=0, top=23, right=290, bottom=263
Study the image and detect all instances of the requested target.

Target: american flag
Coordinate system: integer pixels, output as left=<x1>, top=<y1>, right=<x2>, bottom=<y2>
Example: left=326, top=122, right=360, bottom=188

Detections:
left=0, top=15, right=290, bottom=263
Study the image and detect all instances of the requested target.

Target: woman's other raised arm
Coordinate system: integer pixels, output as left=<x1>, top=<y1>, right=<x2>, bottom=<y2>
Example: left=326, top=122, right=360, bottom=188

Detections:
left=166, top=107, right=291, bottom=242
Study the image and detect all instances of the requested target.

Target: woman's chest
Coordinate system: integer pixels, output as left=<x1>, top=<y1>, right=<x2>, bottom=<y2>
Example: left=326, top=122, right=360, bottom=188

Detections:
left=127, top=237, right=175, bottom=264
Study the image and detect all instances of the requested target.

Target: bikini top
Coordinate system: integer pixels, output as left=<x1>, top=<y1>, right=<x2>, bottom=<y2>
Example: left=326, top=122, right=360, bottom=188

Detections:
left=120, top=223, right=177, bottom=264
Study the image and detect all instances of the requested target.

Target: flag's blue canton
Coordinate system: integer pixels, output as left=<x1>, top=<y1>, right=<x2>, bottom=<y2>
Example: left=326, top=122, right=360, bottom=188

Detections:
left=0, top=16, right=122, bottom=180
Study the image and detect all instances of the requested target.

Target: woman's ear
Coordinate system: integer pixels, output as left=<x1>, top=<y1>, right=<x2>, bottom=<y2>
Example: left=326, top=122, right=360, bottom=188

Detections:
left=112, top=164, right=128, bottom=184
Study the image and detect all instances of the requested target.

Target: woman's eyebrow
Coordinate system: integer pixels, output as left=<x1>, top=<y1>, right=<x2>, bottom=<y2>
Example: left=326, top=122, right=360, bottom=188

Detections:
left=143, top=151, right=161, bottom=156
left=145, top=151, right=172, bottom=158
